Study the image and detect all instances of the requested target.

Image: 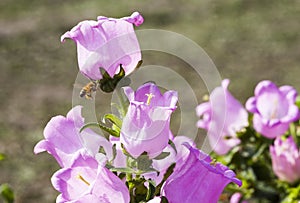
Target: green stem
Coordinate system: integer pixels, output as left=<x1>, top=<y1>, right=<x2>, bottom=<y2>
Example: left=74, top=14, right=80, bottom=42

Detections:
left=126, top=172, right=135, bottom=203
left=126, top=172, right=132, bottom=182
left=126, top=155, right=135, bottom=203
left=129, top=185, right=135, bottom=203
left=289, top=122, right=298, bottom=142
left=116, top=88, right=128, bottom=118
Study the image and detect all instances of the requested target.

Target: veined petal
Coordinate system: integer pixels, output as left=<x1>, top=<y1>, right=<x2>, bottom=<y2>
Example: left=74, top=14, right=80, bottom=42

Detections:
left=196, top=79, right=247, bottom=155
left=120, top=82, right=178, bottom=158
left=246, top=80, right=299, bottom=138
left=61, top=12, right=143, bottom=80
left=162, top=143, right=241, bottom=203
left=34, top=106, right=110, bottom=167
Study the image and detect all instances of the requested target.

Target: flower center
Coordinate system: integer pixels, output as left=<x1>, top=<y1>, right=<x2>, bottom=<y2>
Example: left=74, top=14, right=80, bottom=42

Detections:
left=77, top=174, right=91, bottom=186
left=270, top=99, right=278, bottom=119
left=145, top=93, right=155, bottom=105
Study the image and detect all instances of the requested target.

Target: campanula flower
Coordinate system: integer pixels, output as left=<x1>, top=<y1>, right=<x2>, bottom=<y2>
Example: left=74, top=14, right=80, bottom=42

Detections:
left=120, top=82, right=178, bottom=158
left=61, top=12, right=143, bottom=80
left=34, top=106, right=112, bottom=167
left=161, top=143, right=242, bottom=203
left=52, top=153, right=130, bottom=203
left=270, top=136, right=300, bottom=183
left=246, top=80, right=299, bottom=138
left=196, top=79, right=248, bottom=155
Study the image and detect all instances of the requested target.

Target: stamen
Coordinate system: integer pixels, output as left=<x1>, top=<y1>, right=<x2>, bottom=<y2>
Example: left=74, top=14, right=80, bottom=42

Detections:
left=77, top=174, right=91, bottom=186
left=210, top=159, right=217, bottom=166
left=145, top=93, right=155, bottom=105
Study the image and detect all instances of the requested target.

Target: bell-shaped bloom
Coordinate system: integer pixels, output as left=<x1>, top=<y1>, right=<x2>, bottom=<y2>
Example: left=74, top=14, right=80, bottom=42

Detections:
left=246, top=80, right=299, bottom=138
left=34, top=106, right=112, bottom=168
left=120, top=83, right=178, bottom=158
left=61, top=12, right=143, bottom=80
left=270, top=136, right=300, bottom=183
left=161, top=143, right=242, bottom=203
left=196, top=79, right=248, bottom=155
left=52, top=153, right=130, bottom=203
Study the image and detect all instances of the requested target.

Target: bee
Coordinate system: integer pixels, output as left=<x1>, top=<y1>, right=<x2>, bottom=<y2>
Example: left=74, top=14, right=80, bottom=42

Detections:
left=80, top=81, right=98, bottom=99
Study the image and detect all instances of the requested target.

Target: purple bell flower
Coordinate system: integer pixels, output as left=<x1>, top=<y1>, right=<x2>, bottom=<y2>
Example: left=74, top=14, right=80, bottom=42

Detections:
left=246, top=80, right=299, bottom=138
left=52, top=153, right=130, bottom=203
left=161, top=143, right=242, bottom=203
left=196, top=79, right=248, bottom=154
left=61, top=12, right=143, bottom=80
left=34, top=106, right=112, bottom=167
left=120, top=83, right=178, bottom=158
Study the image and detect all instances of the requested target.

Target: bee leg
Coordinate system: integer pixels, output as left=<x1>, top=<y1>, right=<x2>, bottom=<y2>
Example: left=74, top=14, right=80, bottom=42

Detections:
left=85, top=92, right=92, bottom=99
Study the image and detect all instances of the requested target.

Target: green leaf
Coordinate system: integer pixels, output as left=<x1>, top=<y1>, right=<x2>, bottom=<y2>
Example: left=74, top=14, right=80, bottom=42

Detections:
left=120, top=144, right=135, bottom=159
left=215, top=146, right=239, bottom=165
left=153, top=152, right=170, bottom=160
left=79, top=122, right=100, bottom=133
left=103, top=114, right=122, bottom=129
left=137, top=155, right=153, bottom=171
left=110, top=167, right=135, bottom=174
left=99, top=66, right=126, bottom=93
left=111, top=144, right=117, bottom=162
left=155, top=163, right=175, bottom=196
left=0, top=153, right=6, bottom=161
left=0, top=184, right=14, bottom=203
left=146, top=180, right=156, bottom=201
left=135, top=60, right=143, bottom=70
left=97, top=122, right=120, bottom=137
left=295, top=96, right=300, bottom=109
left=161, top=196, right=169, bottom=203
left=100, top=67, right=111, bottom=80
left=136, top=168, right=158, bottom=176
left=114, top=65, right=125, bottom=80
left=133, top=179, right=148, bottom=202
left=115, top=90, right=130, bottom=118
left=80, top=122, right=119, bottom=137
left=251, top=143, right=267, bottom=163
left=98, top=61, right=142, bottom=93
left=168, top=139, right=177, bottom=154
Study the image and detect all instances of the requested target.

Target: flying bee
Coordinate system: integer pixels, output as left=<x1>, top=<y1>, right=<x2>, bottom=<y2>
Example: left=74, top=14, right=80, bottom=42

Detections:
left=80, top=81, right=99, bottom=99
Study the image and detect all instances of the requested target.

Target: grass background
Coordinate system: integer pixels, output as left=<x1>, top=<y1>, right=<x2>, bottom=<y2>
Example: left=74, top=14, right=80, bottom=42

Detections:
left=0, top=0, right=300, bottom=202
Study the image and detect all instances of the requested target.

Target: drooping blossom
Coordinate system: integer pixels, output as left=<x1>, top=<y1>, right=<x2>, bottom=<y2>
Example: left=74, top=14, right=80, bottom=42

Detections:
left=270, top=136, right=300, bottom=183
left=61, top=12, right=143, bottom=80
left=161, top=143, right=242, bottom=203
left=120, top=82, right=178, bottom=158
left=246, top=80, right=299, bottom=138
left=52, top=153, right=130, bottom=203
left=196, top=79, right=248, bottom=155
left=34, top=106, right=112, bottom=167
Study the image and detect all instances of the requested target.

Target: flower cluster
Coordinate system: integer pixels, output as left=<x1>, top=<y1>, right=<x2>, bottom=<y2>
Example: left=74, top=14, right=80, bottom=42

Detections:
left=197, top=79, right=300, bottom=202
left=35, top=12, right=242, bottom=203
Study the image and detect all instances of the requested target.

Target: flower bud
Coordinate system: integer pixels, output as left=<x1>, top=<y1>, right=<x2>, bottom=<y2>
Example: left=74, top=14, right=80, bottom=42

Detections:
left=270, top=136, right=300, bottom=183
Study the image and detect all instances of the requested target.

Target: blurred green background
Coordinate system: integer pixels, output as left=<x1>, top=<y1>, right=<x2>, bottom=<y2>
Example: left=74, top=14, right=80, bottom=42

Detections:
left=0, top=0, right=299, bottom=202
